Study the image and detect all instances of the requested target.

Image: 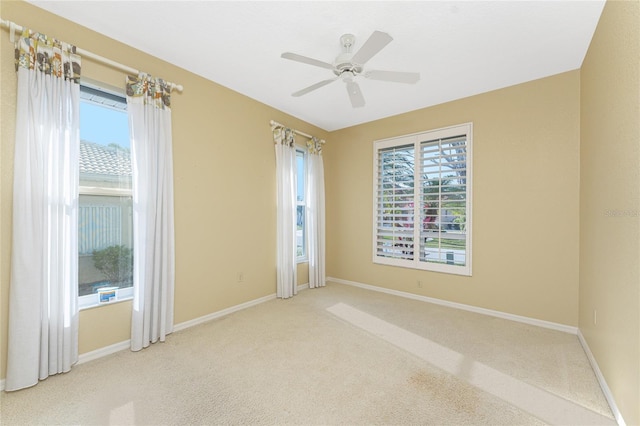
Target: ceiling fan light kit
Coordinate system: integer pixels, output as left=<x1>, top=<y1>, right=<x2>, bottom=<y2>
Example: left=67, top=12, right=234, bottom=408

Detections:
left=281, top=30, right=420, bottom=108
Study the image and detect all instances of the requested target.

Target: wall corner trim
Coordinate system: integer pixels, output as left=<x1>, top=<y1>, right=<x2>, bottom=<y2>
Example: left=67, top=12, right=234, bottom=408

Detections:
left=327, top=277, right=578, bottom=334
left=577, top=330, right=626, bottom=426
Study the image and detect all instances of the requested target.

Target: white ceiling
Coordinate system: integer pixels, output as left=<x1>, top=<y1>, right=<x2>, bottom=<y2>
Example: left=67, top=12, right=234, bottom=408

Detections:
left=28, top=1, right=605, bottom=132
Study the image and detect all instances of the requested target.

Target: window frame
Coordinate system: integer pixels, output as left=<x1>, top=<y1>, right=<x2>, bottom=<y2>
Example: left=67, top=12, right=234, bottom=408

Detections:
left=372, top=122, right=473, bottom=276
left=296, top=147, right=308, bottom=263
left=78, top=82, right=133, bottom=310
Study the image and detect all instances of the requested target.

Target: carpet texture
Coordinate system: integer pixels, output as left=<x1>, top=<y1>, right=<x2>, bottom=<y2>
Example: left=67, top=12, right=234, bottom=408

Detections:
left=0, top=282, right=614, bottom=425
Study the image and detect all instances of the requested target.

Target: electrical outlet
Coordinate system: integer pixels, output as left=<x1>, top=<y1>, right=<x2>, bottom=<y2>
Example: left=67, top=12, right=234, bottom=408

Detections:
left=237, top=272, right=244, bottom=283
left=593, top=309, right=597, bottom=325
left=417, top=280, right=423, bottom=288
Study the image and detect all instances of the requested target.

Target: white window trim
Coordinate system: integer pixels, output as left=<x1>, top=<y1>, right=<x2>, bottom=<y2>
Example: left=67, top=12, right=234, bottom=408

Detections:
left=372, top=122, right=473, bottom=276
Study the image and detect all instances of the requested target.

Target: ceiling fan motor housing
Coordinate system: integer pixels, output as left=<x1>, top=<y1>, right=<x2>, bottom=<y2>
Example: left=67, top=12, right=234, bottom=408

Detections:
left=334, top=58, right=363, bottom=76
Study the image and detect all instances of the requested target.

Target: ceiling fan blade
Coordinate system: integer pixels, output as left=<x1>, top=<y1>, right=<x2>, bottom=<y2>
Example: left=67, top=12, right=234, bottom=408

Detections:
left=351, top=31, right=393, bottom=65
left=292, top=78, right=337, bottom=97
left=346, top=79, right=365, bottom=108
left=365, top=70, right=420, bottom=84
left=281, top=52, right=334, bottom=70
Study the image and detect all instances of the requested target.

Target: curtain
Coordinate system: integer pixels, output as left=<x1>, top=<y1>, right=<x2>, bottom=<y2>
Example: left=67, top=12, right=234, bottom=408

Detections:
left=6, top=29, right=81, bottom=391
left=274, top=127, right=298, bottom=298
left=306, top=138, right=326, bottom=289
left=126, top=75, right=175, bottom=352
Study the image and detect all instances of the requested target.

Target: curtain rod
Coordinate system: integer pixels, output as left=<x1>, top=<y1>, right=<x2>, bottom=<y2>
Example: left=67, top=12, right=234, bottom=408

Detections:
left=270, top=120, right=325, bottom=144
left=1, top=18, right=183, bottom=93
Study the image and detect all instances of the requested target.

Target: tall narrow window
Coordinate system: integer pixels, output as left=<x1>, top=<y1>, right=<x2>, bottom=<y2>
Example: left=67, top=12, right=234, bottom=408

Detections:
left=296, top=148, right=307, bottom=261
left=373, top=123, right=472, bottom=276
left=78, top=84, right=133, bottom=308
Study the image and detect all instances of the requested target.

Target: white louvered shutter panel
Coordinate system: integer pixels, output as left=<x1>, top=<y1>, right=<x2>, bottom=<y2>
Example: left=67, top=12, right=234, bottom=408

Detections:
left=374, top=142, right=415, bottom=262
left=419, top=135, right=469, bottom=267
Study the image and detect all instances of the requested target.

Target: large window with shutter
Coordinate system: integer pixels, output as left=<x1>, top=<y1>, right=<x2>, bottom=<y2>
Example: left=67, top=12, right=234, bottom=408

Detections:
left=373, top=123, right=472, bottom=276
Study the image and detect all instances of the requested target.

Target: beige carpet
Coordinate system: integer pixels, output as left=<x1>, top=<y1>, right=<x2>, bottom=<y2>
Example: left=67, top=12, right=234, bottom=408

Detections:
left=1, top=282, right=615, bottom=425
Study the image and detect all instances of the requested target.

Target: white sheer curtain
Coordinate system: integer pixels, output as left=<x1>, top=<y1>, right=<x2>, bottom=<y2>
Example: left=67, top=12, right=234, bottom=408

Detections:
left=127, top=75, right=175, bottom=352
left=6, top=29, right=81, bottom=391
left=306, top=138, right=326, bottom=289
left=274, top=127, right=298, bottom=298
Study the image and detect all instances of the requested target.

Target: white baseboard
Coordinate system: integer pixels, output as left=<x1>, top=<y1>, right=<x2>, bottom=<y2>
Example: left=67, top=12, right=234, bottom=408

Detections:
left=577, top=330, right=626, bottom=426
left=328, top=277, right=578, bottom=335
left=173, top=283, right=308, bottom=332
left=173, top=293, right=277, bottom=332
left=78, top=340, right=131, bottom=365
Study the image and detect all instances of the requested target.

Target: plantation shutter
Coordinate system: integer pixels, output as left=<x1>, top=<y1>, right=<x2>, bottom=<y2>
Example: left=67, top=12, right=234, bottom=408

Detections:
left=373, top=122, right=472, bottom=276
left=375, top=142, right=415, bottom=261
left=419, top=135, right=468, bottom=267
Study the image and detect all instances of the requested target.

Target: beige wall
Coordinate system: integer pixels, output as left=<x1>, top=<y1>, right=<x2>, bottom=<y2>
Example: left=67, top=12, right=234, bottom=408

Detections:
left=326, top=71, right=581, bottom=326
left=0, top=0, right=327, bottom=377
left=579, top=1, right=640, bottom=424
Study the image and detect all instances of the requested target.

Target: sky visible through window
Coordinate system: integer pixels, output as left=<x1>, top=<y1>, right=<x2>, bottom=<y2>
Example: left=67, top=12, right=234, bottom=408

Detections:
left=80, top=102, right=129, bottom=148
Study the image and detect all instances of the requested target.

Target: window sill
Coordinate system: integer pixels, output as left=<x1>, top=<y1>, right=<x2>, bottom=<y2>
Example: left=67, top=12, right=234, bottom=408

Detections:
left=79, top=287, right=133, bottom=311
left=296, top=257, right=308, bottom=264
left=79, top=296, right=133, bottom=311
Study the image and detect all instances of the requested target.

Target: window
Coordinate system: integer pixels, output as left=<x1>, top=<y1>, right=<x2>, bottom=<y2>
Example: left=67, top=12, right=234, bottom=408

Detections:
left=296, top=148, right=307, bottom=261
left=373, top=123, right=472, bottom=276
left=78, top=84, right=133, bottom=308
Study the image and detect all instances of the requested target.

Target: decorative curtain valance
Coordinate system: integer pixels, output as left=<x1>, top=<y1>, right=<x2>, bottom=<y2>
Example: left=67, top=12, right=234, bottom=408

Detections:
left=15, top=28, right=81, bottom=82
left=307, top=137, right=323, bottom=155
left=4, top=19, right=182, bottom=91
left=273, top=126, right=296, bottom=147
left=271, top=120, right=325, bottom=151
left=126, top=74, right=172, bottom=110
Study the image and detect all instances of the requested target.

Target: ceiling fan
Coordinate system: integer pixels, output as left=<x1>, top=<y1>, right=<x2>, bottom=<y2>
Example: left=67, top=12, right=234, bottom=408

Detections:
left=281, top=31, right=420, bottom=108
